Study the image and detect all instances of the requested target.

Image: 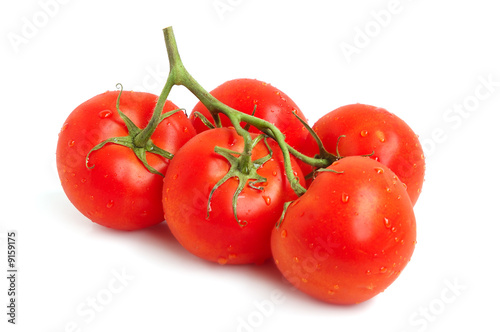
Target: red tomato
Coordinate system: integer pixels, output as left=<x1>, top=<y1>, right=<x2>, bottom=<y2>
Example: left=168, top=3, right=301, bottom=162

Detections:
left=271, top=156, right=416, bottom=304
left=312, top=104, right=425, bottom=205
left=189, top=78, right=314, bottom=177
left=163, top=128, right=305, bottom=265
left=56, top=90, right=196, bottom=231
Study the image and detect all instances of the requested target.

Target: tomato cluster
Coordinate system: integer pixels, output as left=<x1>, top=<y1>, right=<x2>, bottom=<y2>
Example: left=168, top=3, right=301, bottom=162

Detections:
left=56, top=27, right=424, bottom=305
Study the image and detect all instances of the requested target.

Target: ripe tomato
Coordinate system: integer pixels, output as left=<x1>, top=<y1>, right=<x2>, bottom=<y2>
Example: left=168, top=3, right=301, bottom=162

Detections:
left=312, top=104, right=425, bottom=205
left=56, top=90, right=196, bottom=231
left=271, top=156, right=416, bottom=304
left=189, top=78, right=314, bottom=177
left=163, top=128, right=305, bottom=265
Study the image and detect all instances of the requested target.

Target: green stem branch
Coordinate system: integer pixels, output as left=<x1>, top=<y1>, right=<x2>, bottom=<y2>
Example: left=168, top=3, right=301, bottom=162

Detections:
left=161, top=26, right=333, bottom=196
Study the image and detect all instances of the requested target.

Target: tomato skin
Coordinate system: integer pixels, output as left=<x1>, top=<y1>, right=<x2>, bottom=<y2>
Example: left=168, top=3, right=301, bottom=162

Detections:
left=163, top=128, right=305, bottom=265
left=56, top=91, right=196, bottom=231
left=271, top=156, right=416, bottom=304
left=312, top=104, right=425, bottom=205
left=189, top=78, right=314, bottom=177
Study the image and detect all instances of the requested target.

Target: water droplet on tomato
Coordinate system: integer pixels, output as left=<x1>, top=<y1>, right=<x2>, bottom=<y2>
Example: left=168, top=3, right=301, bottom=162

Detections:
left=384, top=217, right=391, bottom=228
left=60, top=122, right=69, bottom=133
left=402, top=182, right=407, bottom=190
left=217, top=257, right=228, bottom=265
left=106, top=200, right=114, bottom=208
left=360, top=130, right=369, bottom=137
left=272, top=170, right=277, bottom=176
left=386, top=187, right=391, bottom=193
left=366, top=270, right=372, bottom=275
left=301, top=278, right=308, bottom=283
left=341, top=192, right=349, bottom=203
left=183, top=127, right=189, bottom=133
left=228, top=253, right=237, bottom=260
left=380, top=266, right=388, bottom=273
left=228, top=137, right=237, bottom=147
left=293, top=256, right=300, bottom=263
left=391, top=227, right=397, bottom=233
left=68, top=140, right=75, bottom=147
left=374, top=167, right=384, bottom=174
left=281, top=230, right=287, bottom=238
left=263, top=196, right=271, bottom=206
left=376, top=131, right=386, bottom=142
left=81, top=178, right=87, bottom=184
left=99, top=110, right=112, bottom=119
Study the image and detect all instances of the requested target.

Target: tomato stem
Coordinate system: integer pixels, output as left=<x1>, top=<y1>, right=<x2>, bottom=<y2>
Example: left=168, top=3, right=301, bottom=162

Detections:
left=162, top=26, right=311, bottom=195
left=161, top=27, right=357, bottom=195
left=133, top=75, right=176, bottom=148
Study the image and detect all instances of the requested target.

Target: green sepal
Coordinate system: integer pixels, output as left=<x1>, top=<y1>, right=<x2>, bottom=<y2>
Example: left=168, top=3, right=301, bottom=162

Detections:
left=192, top=111, right=216, bottom=130
left=206, top=135, right=273, bottom=228
left=85, top=84, right=179, bottom=177
left=291, top=111, right=337, bottom=162
left=275, top=201, right=293, bottom=229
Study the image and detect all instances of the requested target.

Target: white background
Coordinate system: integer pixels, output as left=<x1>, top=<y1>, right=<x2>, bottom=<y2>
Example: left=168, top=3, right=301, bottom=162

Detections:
left=1, top=0, right=499, bottom=331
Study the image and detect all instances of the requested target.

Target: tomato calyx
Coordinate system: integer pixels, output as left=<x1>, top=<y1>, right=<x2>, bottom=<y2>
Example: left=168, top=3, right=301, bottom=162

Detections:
left=207, top=134, right=273, bottom=227
left=85, top=84, right=183, bottom=176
